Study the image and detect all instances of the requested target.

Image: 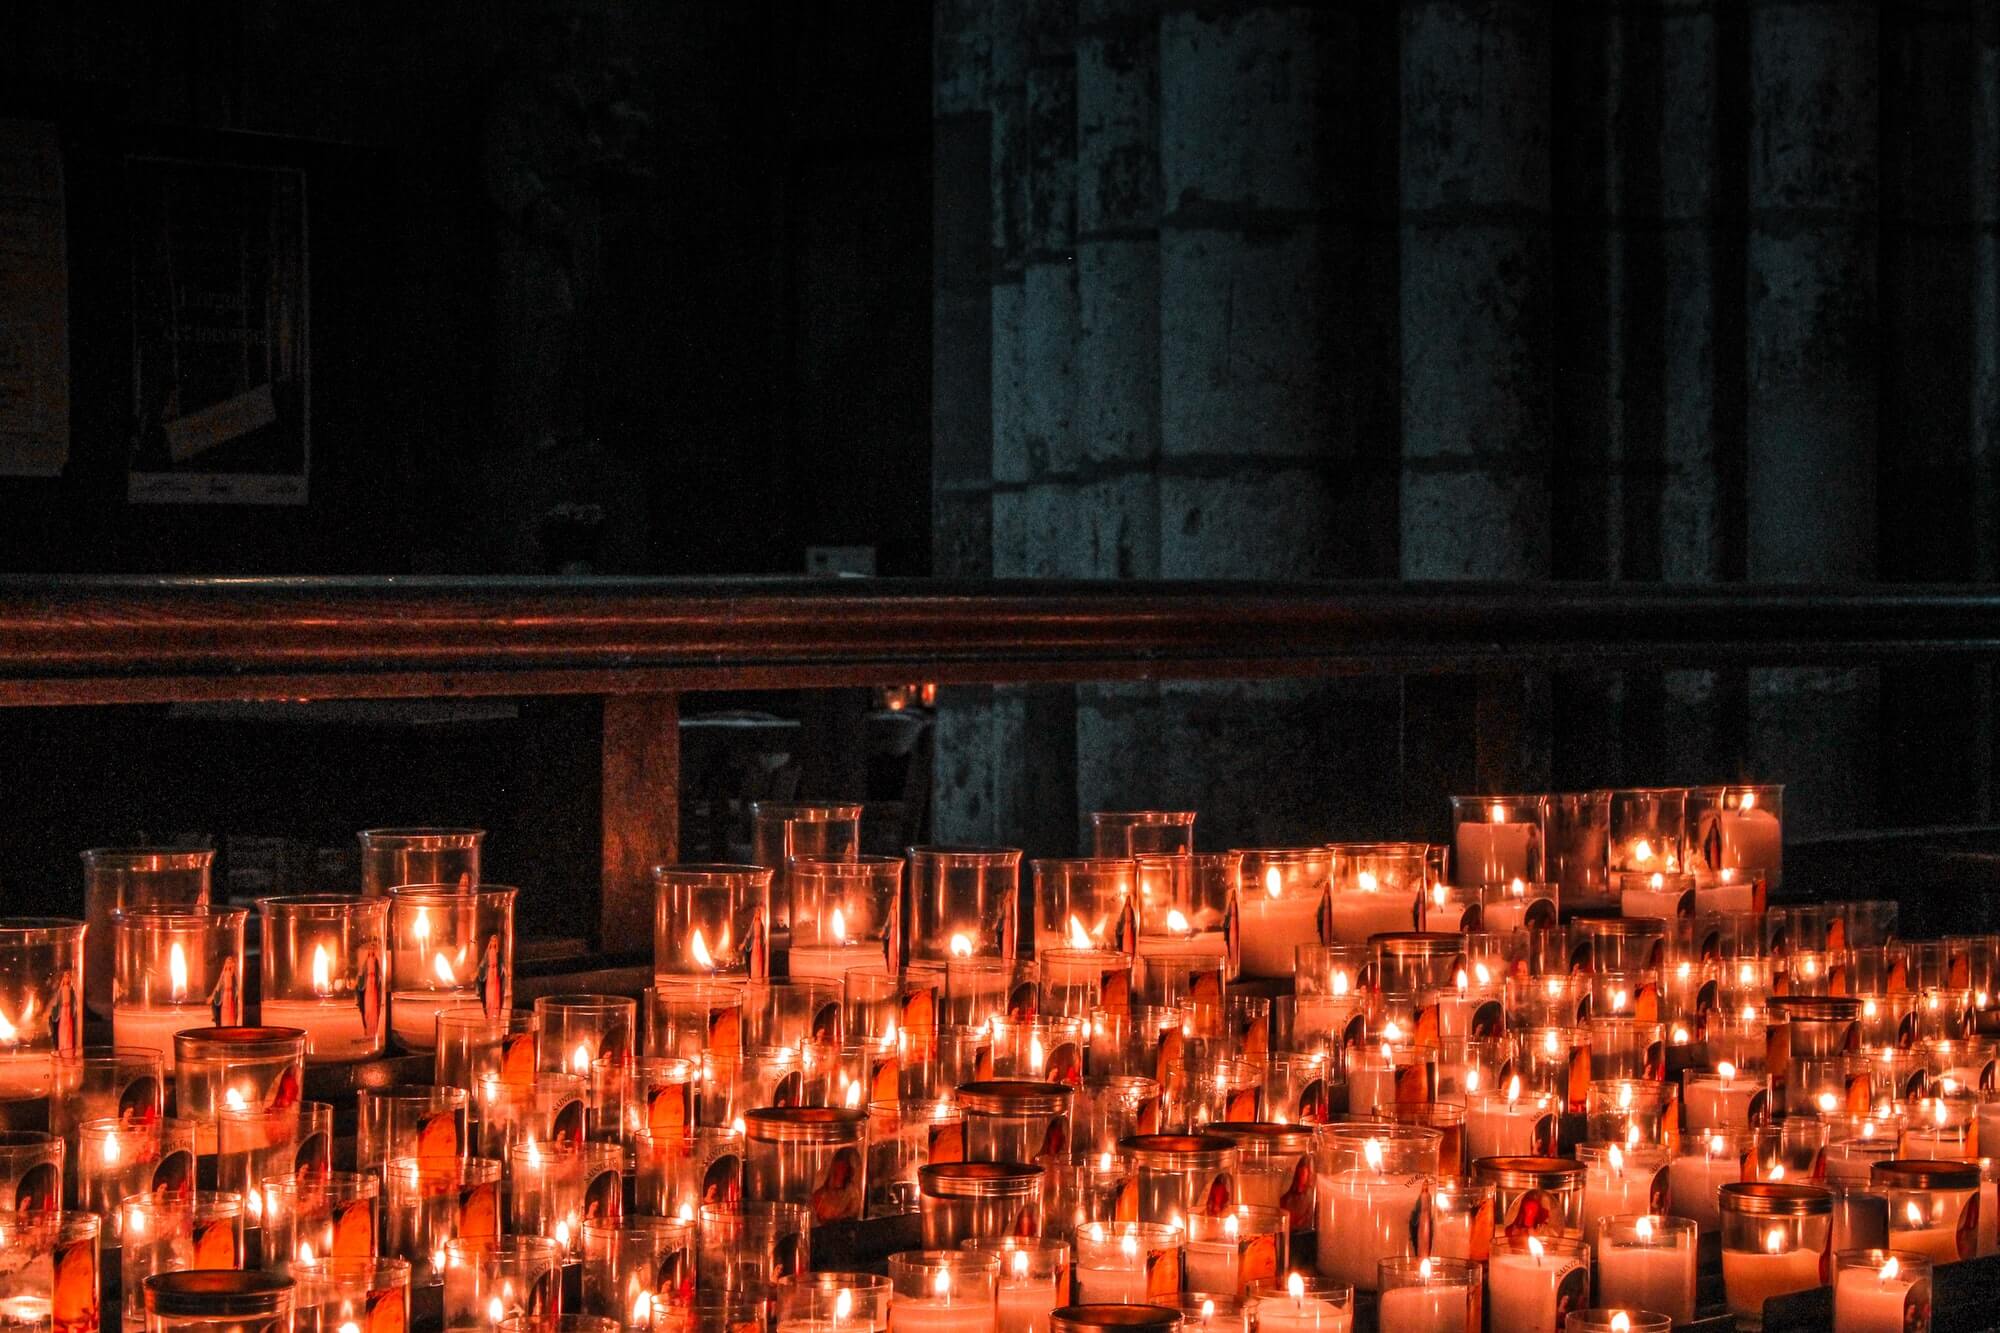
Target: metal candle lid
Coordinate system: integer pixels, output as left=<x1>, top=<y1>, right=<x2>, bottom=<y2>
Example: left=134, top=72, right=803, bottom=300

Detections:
left=145, top=1270, right=294, bottom=1317
left=1118, top=1133, right=1239, bottom=1171
left=1872, top=1159, right=1982, bottom=1190
left=743, top=1107, right=867, bottom=1144
left=1206, top=1122, right=1315, bottom=1155
left=1718, top=1181, right=1834, bottom=1216
left=1051, top=1306, right=1184, bottom=1333
left=920, top=1162, right=1045, bottom=1199
left=957, top=1080, right=1074, bottom=1116
left=1471, top=1155, right=1586, bottom=1190
left=1767, top=996, right=1861, bottom=1021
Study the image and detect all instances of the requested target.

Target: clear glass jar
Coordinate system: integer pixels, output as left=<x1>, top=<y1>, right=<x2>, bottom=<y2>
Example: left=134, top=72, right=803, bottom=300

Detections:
left=172, top=1028, right=307, bottom=1156
left=743, top=1108, right=868, bottom=1224
left=381, top=1156, right=502, bottom=1287
left=748, top=801, right=862, bottom=936
left=356, top=828, right=483, bottom=899
left=651, top=866, right=772, bottom=980
left=1469, top=1156, right=1585, bottom=1242
left=142, top=1269, right=294, bottom=1333
left=1449, top=795, right=1548, bottom=887
left=256, top=895, right=392, bottom=1063
left=904, top=848, right=1025, bottom=965
left=918, top=1162, right=1043, bottom=1248
left=1071, top=1223, right=1183, bottom=1305
left=385, top=885, right=516, bottom=1051
left=1118, top=1134, right=1239, bottom=1225
left=959, top=1081, right=1072, bottom=1166
left=0, top=919, right=85, bottom=1098
left=113, top=908, right=249, bottom=1069
left=1718, top=1181, right=1833, bottom=1326
left=581, top=1216, right=695, bottom=1330
left=81, top=849, right=212, bottom=1019
left=1874, top=1159, right=1980, bottom=1265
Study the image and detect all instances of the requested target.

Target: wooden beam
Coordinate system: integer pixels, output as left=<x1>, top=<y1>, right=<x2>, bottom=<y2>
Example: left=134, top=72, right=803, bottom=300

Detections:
left=601, top=693, right=678, bottom=953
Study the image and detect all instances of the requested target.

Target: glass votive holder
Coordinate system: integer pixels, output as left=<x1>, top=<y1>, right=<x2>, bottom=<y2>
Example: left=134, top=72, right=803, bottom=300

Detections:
left=1684, top=1064, right=1762, bottom=1133
left=1180, top=1207, right=1284, bottom=1299
left=1718, top=1181, right=1833, bottom=1325
left=1873, top=1159, right=1980, bottom=1264
left=865, top=1100, right=961, bottom=1219
left=1485, top=1235, right=1591, bottom=1332
left=1748, top=1118, right=1830, bottom=1183
left=1463, top=1080, right=1558, bottom=1163
left=1586, top=1018, right=1665, bottom=1082
left=506, top=1140, right=587, bottom=1255
left=535, top=996, right=638, bottom=1081
left=770, top=1274, right=892, bottom=1333
left=1345, top=1044, right=1436, bottom=1113
left=1424, top=1179, right=1495, bottom=1266
left=477, top=1072, right=587, bottom=1161
left=958, top=1238, right=1067, bottom=1333
left=1074, top=1077, right=1163, bottom=1158
left=1831, top=1248, right=1931, bottom=1333
left=1312, top=1130, right=1438, bottom=1293
left=0, top=1131, right=64, bottom=1213
left=960, top=1082, right=1073, bottom=1166
left=49, top=1047, right=166, bottom=1182
left=1375, top=1257, right=1476, bottom=1332
left=443, top=1234, right=564, bottom=1333
left=1593, top=1214, right=1696, bottom=1325
left=1470, top=1157, right=1584, bottom=1242
left=293, top=1255, right=410, bottom=1333
left=1131, top=853, right=1232, bottom=980
left=742, top=981, right=848, bottom=1051
left=580, top=1217, right=695, bottom=1329
left=605, top=1057, right=696, bottom=1144
left=631, top=1126, right=742, bottom=1225
left=1585, top=1080, right=1670, bottom=1147
left=1206, top=1125, right=1313, bottom=1234
left=356, top=1084, right=469, bottom=1173
left=122, top=1192, right=195, bottom=1331
left=1230, top=850, right=1331, bottom=980
left=1473, top=878, right=1556, bottom=936
left=1071, top=1223, right=1183, bottom=1304
left=0, top=919, right=86, bottom=1100
left=1687, top=784, right=1783, bottom=892
left=642, top=983, right=744, bottom=1063
left=1901, top=1094, right=1978, bottom=1160
left=1242, top=1276, right=1354, bottom=1333
left=358, top=827, right=483, bottom=898
left=1618, top=872, right=1695, bottom=925
left=749, top=802, right=863, bottom=937
left=651, top=866, right=772, bottom=980
left=262, top=1172, right=378, bottom=1271
left=112, top=909, right=249, bottom=1071
left=942, top=961, right=1038, bottom=1031
left=743, top=1108, right=868, bottom=1225
left=82, top=848, right=213, bottom=1020
left=1561, top=1312, right=1668, bottom=1333
left=652, top=1294, right=770, bottom=1333
left=1119, top=1134, right=1238, bottom=1226
left=1825, top=1112, right=1904, bottom=1187
left=382, top=1156, right=503, bottom=1287
left=1608, top=788, right=1686, bottom=878
left=985, top=1016, right=1085, bottom=1090
left=1257, top=1053, right=1333, bottom=1129
left=696, top=1201, right=810, bottom=1288
left=918, top=1163, right=1043, bottom=1248
left=1450, top=796, right=1547, bottom=887
left=142, top=1269, right=294, bottom=1333
left=1039, top=951, right=1133, bottom=1021
left=1663, top=1129, right=1749, bottom=1235
left=386, top=885, right=517, bottom=1051
left=1542, top=791, right=1611, bottom=911
left=788, top=857, right=903, bottom=984
left=1422, top=883, right=1482, bottom=935
left=844, top=966, right=944, bottom=1049
left=905, top=847, right=1024, bottom=965
left=1044, top=1157, right=1137, bottom=1240
left=257, top=895, right=392, bottom=1063
left=437, top=1008, right=541, bottom=1100
left=1365, top=1103, right=1466, bottom=1177
left=1033, top=859, right=1139, bottom=958
left=1091, top=812, right=1197, bottom=860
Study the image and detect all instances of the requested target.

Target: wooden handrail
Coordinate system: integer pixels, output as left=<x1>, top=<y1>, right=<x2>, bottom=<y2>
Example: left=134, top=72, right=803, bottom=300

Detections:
left=0, top=576, right=1998, bottom=705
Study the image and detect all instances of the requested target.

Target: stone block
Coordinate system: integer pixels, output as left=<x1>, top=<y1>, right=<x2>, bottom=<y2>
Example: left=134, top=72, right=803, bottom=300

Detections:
left=1400, top=469, right=1550, bottom=580
left=1077, top=237, right=1161, bottom=466
left=1158, top=468, right=1336, bottom=580
left=1026, top=60, right=1077, bottom=255
left=991, top=281, right=1030, bottom=484
left=1020, top=258, right=1079, bottom=477
left=1745, top=666, right=1879, bottom=837
left=1748, top=1, right=1879, bottom=213
left=1077, top=15, right=1159, bottom=233
left=1400, top=224, right=1552, bottom=462
left=1401, top=0, right=1551, bottom=213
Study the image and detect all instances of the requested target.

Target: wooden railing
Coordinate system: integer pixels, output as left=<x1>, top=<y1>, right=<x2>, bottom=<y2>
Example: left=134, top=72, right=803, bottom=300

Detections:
left=7, top=576, right=2000, bottom=946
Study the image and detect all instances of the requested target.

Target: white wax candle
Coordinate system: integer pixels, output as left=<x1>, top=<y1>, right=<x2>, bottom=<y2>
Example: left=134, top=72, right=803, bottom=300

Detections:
left=786, top=944, right=881, bottom=983
left=1315, top=1171, right=1424, bottom=1293
left=113, top=1003, right=209, bottom=1070
left=995, top=1279, right=1060, bottom=1333
left=1581, top=1162, right=1658, bottom=1242
left=0, top=1052, right=53, bottom=1099
left=388, top=988, right=477, bottom=1050
left=1236, top=893, right=1323, bottom=977
left=1833, top=1260, right=1926, bottom=1333
left=1667, top=1153, right=1739, bottom=1233
left=1886, top=1224, right=1959, bottom=1265
left=887, top=1298, right=997, bottom=1333
left=1464, top=1094, right=1551, bottom=1162
left=259, top=997, right=377, bottom=1062
left=1722, top=1245, right=1823, bottom=1319
left=1135, top=931, right=1228, bottom=964
left=1182, top=1241, right=1238, bottom=1296
left=1322, top=893, right=1416, bottom=950
left=1683, top=1073, right=1759, bottom=1133
left=1373, top=1286, right=1463, bottom=1333
left=1252, top=1297, right=1353, bottom=1333
left=1073, top=1265, right=1147, bottom=1304
left=1455, top=819, right=1533, bottom=887
left=1597, top=1238, right=1696, bottom=1324
left=1485, top=1247, right=1589, bottom=1333
left=1620, top=886, right=1688, bottom=922
left=1719, top=806, right=1781, bottom=882
left=1697, top=882, right=1756, bottom=916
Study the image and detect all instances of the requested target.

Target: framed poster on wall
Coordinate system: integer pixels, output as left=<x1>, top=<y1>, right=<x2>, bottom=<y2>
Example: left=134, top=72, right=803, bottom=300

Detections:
left=126, top=153, right=308, bottom=504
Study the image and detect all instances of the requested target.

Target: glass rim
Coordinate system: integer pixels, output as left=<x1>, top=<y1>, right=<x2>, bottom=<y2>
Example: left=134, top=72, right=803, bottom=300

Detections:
left=749, top=801, right=864, bottom=820
left=81, top=847, right=216, bottom=869
left=111, top=904, right=248, bottom=927
left=387, top=883, right=519, bottom=902
left=649, top=863, right=774, bottom=885
left=256, top=893, right=390, bottom=916
left=907, top=844, right=1024, bottom=864
left=0, top=917, right=84, bottom=942
left=357, top=827, right=486, bottom=847
left=144, top=1269, right=293, bottom=1317
left=173, top=1025, right=307, bottom=1057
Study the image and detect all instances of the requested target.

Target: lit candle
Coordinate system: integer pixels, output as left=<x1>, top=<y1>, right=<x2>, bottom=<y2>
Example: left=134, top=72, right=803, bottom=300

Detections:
left=259, top=942, right=378, bottom=1062
left=1721, top=1224, right=1823, bottom=1321
left=789, top=908, right=882, bottom=983
left=1323, top=871, right=1418, bottom=950
left=1832, top=1253, right=1928, bottom=1333
left=1667, top=1132, right=1743, bottom=1233
left=1715, top=791, right=1781, bottom=886
left=1455, top=804, right=1535, bottom=887
left=1237, top=870, right=1325, bottom=977
left=1250, top=1273, right=1353, bottom=1333
left=1485, top=1236, right=1589, bottom=1333
left=1594, top=1215, right=1697, bottom=1325
left=887, top=1266, right=998, bottom=1333
left=1580, top=1144, right=1668, bottom=1242
left=1683, top=1062, right=1760, bottom=1133
left=1373, top=1259, right=1464, bottom=1333
left=1315, top=1138, right=1426, bottom=1294
left=113, top=940, right=207, bottom=1070
left=1465, top=1076, right=1554, bottom=1162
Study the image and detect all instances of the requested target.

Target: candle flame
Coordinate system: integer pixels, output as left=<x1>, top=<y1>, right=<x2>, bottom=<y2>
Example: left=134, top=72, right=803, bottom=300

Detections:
left=1648, top=872, right=1664, bottom=890
left=433, top=952, right=457, bottom=984
left=1029, top=1032, right=1045, bottom=1073
left=630, top=1291, right=652, bottom=1325
left=1382, top=1020, right=1402, bottom=1042
left=413, top=908, right=430, bottom=944
left=1543, top=1029, right=1560, bottom=1056
left=1120, top=1234, right=1138, bottom=1260
left=1224, top=1213, right=1239, bottom=1238
left=836, top=1288, right=854, bottom=1320
left=1881, top=1256, right=1900, bottom=1283
left=1936, top=1100, right=1949, bottom=1127
left=678, top=1203, right=694, bottom=1222
left=571, top=1044, right=591, bottom=1075
left=1456, top=969, right=1468, bottom=996
left=1608, top=1144, right=1625, bottom=1176
left=300, top=1241, right=316, bottom=1264
left=690, top=929, right=716, bottom=969
left=1264, top=868, right=1282, bottom=899
left=1011, top=1252, right=1028, bottom=1278
left=1764, top=1227, right=1784, bottom=1254
left=1490, top=804, right=1506, bottom=824
left=101, top=1133, right=120, bottom=1164
left=1506, top=1074, right=1521, bottom=1106
left=732, top=1116, right=746, bottom=1136
left=1672, top=1026, right=1691, bottom=1044
left=1363, top=1137, right=1384, bottom=1173
left=169, top=942, right=189, bottom=1000
left=311, top=944, right=332, bottom=995
left=1769, top=1164, right=1785, bottom=1181
left=1611, top=1317, right=1629, bottom=1333
left=1165, top=909, right=1192, bottom=934
left=1474, top=962, right=1492, bottom=986
left=1636, top=1216, right=1653, bottom=1241
left=1201, top=1300, right=1215, bottom=1322
left=1617, top=1083, right=1633, bottom=1110
left=1068, top=915, right=1095, bottom=949
left=487, top=1298, right=504, bottom=1325
left=1509, top=878, right=1525, bottom=898
left=1357, top=871, right=1379, bottom=892
left=1632, top=839, right=1654, bottom=864
left=1466, top=1069, right=1481, bottom=1094
left=1611, top=988, right=1628, bottom=1013
left=1740, top=791, right=1757, bottom=812
left=1419, top=1257, right=1432, bottom=1280
left=1287, top=1273, right=1304, bottom=1302
left=1908, top=1201, right=1924, bottom=1226
left=1527, top=1236, right=1545, bottom=1264
left=949, top=933, right=974, bottom=958
left=224, top=1087, right=247, bottom=1111
left=1817, top=1092, right=1838, bottom=1114
left=1718, top=1061, right=1735, bottom=1081
left=933, top=1269, right=951, bottom=1299
left=1332, top=971, right=1350, bottom=998
left=1862, top=1121, right=1877, bottom=1140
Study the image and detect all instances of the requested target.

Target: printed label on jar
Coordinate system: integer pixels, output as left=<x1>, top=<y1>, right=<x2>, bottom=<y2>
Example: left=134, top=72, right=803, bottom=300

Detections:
left=550, top=1097, right=587, bottom=1145
left=418, top=1108, right=461, bottom=1159
left=118, top=1075, right=161, bottom=1126
left=459, top=1180, right=501, bottom=1242
left=294, top=1130, right=331, bottom=1183
left=331, top=1198, right=375, bottom=1258
left=192, top=1217, right=237, bottom=1268
left=1500, top=1188, right=1563, bottom=1243
left=583, top=1166, right=622, bottom=1224
left=648, top=1079, right=692, bottom=1135
left=51, top=1235, right=95, bottom=1333
left=500, top=1032, right=539, bottom=1087
left=366, top=1286, right=405, bottom=1333
left=1197, top=1169, right=1234, bottom=1216
left=153, top=1146, right=195, bottom=1199
left=1278, top=1156, right=1314, bottom=1232
left=807, top=1145, right=864, bottom=1223
left=927, top=1116, right=964, bottom=1163
left=702, top=1152, right=743, bottom=1206
left=1144, top=1245, right=1183, bottom=1299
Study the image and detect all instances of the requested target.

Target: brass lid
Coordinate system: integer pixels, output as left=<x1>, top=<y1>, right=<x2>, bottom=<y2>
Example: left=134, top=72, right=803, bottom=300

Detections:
left=1872, top=1159, right=1982, bottom=1190
left=1719, top=1181, right=1835, bottom=1217
left=743, top=1107, right=866, bottom=1144
left=145, top=1271, right=293, bottom=1317
left=1051, top=1306, right=1183, bottom=1333
left=1768, top=996, right=1861, bottom=1021
left=1118, top=1133, right=1239, bottom=1171
left=919, top=1162, right=1044, bottom=1199
left=957, top=1080, right=1074, bottom=1116
left=1471, top=1155, right=1586, bottom=1190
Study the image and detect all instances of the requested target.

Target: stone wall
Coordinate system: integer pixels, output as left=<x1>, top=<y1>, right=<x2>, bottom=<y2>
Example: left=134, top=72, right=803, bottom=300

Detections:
left=933, top=0, right=2000, bottom=849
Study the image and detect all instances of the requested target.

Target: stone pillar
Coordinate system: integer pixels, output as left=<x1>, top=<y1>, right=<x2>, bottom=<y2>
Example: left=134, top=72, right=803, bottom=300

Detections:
left=1745, top=0, right=1879, bottom=833
left=933, top=0, right=994, bottom=579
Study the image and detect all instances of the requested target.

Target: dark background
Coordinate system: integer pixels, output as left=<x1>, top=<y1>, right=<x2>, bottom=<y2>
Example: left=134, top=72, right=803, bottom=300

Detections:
left=1, top=1, right=1997, bottom=923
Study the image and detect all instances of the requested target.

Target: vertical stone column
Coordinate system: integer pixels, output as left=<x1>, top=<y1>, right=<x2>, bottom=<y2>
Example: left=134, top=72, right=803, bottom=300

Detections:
left=933, top=0, right=994, bottom=579
left=1400, top=0, right=1553, bottom=582
left=1745, top=0, right=1879, bottom=833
